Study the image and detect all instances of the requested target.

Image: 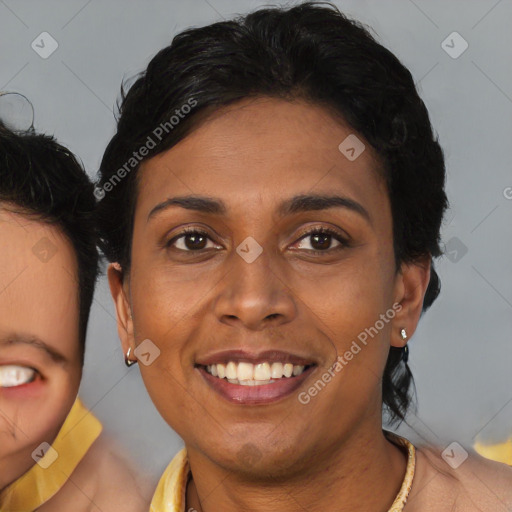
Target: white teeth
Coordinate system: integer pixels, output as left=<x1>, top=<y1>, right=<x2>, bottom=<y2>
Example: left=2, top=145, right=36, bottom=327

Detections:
left=292, top=365, right=305, bottom=376
left=283, top=363, right=293, bottom=378
left=0, top=365, right=36, bottom=387
left=254, top=362, right=270, bottom=381
left=237, top=362, right=253, bottom=381
left=226, top=362, right=237, bottom=379
left=205, top=361, right=308, bottom=382
left=225, top=378, right=276, bottom=386
left=270, top=362, right=283, bottom=378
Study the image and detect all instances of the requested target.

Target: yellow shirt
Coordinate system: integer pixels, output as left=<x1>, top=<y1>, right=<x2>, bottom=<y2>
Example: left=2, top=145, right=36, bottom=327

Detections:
left=0, top=397, right=102, bottom=511
left=473, top=438, right=512, bottom=466
left=150, top=447, right=189, bottom=512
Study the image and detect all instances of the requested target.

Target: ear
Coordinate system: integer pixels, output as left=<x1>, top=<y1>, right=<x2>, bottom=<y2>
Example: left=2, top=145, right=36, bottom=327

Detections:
left=390, top=257, right=431, bottom=348
left=107, top=262, right=135, bottom=356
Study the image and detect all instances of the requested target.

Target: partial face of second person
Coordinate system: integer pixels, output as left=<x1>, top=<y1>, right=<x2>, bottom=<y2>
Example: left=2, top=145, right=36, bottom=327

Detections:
left=0, top=209, right=82, bottom=489
left=109, top=98, right=429, bottom=478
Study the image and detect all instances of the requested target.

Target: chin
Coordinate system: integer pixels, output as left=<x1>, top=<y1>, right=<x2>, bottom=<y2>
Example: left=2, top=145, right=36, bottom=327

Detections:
left=200, top=435, right=312, bottom=481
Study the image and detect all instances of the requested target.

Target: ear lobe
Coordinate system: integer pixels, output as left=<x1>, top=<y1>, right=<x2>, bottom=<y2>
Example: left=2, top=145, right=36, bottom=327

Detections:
left=390, top=257, right=431, bottom=348
left=107, top=262, right=135, bottom=355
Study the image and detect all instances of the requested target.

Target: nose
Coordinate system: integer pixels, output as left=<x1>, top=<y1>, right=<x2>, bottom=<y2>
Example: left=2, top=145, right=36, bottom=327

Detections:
left=213, top=246, right=297, bottom=331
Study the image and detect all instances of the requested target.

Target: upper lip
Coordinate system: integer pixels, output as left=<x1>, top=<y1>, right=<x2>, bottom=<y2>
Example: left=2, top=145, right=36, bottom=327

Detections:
left=196, top=349, right=317, bottom=367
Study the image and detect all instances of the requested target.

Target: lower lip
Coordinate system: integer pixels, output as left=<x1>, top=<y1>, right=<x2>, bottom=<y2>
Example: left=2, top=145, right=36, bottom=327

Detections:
left=0, top=378, right=44, bottom=398
left=197, top=365, right=316, bottom=405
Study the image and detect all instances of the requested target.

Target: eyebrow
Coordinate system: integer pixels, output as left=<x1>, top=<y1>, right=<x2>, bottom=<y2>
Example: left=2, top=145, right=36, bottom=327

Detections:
left=147, top=194, right=371, bottom=224
left=0, top=334, right=67, bottom=364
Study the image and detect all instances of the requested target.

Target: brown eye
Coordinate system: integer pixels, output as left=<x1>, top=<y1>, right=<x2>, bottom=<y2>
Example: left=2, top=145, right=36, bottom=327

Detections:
left=310, top=232, right=333, bottom=250
left=294, top=227, right=348, bottom=253
left=166, top=229, right=219, bottom=252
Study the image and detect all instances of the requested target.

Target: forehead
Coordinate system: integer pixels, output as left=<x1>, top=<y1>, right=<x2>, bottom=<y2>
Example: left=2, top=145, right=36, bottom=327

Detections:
left=136, top=98, right=388, bottom=218
left=0, top=208, right=80, bottom=354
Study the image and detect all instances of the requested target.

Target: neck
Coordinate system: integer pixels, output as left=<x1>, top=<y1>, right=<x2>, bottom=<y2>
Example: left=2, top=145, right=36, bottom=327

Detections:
left=186, top=424, right=408, bottom=512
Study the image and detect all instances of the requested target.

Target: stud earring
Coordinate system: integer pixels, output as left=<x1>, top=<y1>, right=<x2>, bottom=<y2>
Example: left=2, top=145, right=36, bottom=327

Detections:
left=124, top=347, right=137, bottom=367
left=400, top=328, right=408, bottom=341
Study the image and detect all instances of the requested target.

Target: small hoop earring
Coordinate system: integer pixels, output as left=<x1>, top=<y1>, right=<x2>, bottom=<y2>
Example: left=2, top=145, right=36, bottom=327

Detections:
left=124, top=347, right=137, bottom=367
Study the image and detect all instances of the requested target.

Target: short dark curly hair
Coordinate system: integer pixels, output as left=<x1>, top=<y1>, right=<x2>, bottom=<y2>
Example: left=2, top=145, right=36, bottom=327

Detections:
left=95, top=1, right=448, bottom=424
left=0, top=121, right=99, bottom=361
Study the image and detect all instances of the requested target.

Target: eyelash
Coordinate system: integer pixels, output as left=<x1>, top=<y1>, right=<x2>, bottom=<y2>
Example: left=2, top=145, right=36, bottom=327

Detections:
left=294, top=226, right=349, bottom=254
left=165, top=226, right=349, bottom=255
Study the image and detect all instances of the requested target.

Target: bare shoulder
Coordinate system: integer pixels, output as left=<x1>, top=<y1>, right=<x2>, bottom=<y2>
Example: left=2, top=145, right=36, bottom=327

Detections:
left=77, top=433, right=155, bottom=510
left=406, top=443, right=512, bottom=512
left=39, top=433, right=154, bottom=512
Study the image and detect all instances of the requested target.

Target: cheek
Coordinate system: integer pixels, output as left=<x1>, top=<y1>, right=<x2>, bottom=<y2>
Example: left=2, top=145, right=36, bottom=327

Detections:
left=130, top=264, right=214, bottom=354
left=0, top=373, right=79, bottom=456
left=132, top=263, right=186, bottom=318
left=291, top=259, right=394, bottom=407
left=138, top=361, right=195, bottom=436
left=293, top=257, right=392, bottom=338
left=129, top=263, right=215, bottom=423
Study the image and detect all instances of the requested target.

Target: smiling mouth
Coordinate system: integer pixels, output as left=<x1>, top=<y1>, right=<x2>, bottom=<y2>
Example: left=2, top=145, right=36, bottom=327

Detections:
left=202, top=361, right=312, bottom=386
left=196, top=355, right=317, bottom=404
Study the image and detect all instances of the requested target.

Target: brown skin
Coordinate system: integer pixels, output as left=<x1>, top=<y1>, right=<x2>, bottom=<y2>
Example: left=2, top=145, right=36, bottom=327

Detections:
left=109, top=97, right=430, bottom=512
left=36, top=435, right=152, bottom=512
left=404, top=447, right=512, bottom=511
left=0, top=208, right=152, bottom=511
left=0, top=208, right=82, bottom=491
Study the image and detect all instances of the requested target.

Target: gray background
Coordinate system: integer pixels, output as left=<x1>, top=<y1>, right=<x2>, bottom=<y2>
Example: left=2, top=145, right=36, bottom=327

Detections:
left=1, top=0, right=511, bottom=481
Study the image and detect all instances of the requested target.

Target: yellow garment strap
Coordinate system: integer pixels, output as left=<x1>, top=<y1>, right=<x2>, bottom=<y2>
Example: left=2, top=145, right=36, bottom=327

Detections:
left=474, top=438, right=512, bottom=466
left=0, top=397, right=102, bottom=511
left=150, top=447, right=188, bottom=512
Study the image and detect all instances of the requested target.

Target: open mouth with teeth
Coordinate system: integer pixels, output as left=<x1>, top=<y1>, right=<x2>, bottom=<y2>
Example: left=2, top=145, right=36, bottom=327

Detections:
left=203, top=361, right=311, bottom=386
left=196, top=358, right=316, bottom=404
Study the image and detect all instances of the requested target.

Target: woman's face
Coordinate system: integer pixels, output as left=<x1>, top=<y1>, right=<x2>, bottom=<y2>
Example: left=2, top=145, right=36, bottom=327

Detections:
left=110, top=98, right=429, bottom=477
left=0, top=209, right=82, bottom=487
